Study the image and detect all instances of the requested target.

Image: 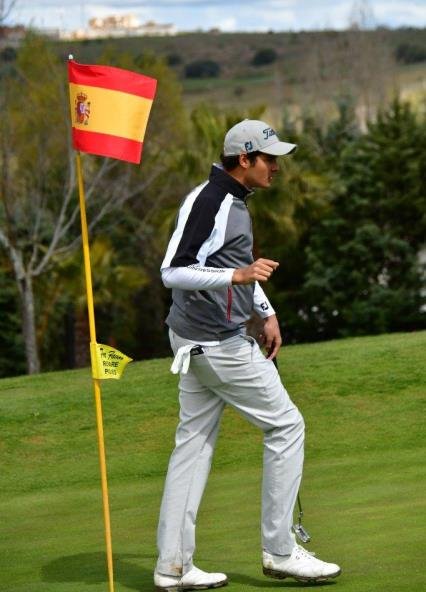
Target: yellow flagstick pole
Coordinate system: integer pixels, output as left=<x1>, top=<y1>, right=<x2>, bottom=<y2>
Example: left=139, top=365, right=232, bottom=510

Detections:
left=75, top=151, right=115, bottom=592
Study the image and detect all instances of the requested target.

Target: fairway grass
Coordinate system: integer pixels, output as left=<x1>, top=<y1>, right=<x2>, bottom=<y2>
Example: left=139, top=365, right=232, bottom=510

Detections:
left=0, top=331, right=424, bottom=592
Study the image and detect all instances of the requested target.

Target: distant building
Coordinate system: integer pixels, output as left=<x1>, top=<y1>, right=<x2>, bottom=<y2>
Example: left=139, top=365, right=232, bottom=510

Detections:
left=88, top=14, right=140, bottom=32
left=0, top=25, right=27, bottom=47
left=140, top=20, right=177, bottom=36
left=61, top=14, right=176, bottom=40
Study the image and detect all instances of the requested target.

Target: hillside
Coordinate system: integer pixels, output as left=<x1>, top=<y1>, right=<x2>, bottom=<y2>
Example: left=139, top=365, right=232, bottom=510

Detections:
left=59, top=28, right=426, bottom=114
left=0, top=331, right=424, bottom=591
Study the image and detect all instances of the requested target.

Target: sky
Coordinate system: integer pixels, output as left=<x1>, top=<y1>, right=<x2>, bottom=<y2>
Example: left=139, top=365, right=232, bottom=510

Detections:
left=6, top=0, right=426, bottom=33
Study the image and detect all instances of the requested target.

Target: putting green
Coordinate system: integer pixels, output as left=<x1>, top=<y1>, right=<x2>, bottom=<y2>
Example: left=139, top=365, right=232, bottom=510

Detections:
left=0, top=331, right=424, bottom=591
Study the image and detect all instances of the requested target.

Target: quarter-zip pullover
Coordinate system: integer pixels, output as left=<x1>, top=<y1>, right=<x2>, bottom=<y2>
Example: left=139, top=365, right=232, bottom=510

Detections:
left=161, top=164, right=274, bottom=342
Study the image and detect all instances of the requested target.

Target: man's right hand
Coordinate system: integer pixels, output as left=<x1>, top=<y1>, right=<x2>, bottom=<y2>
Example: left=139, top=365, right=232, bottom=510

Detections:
left=232, top=258, right=279, bottom=285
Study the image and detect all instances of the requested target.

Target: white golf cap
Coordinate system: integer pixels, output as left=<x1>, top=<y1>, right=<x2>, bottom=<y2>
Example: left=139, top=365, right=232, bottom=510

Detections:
left=223, top=119, right=297, bottom=156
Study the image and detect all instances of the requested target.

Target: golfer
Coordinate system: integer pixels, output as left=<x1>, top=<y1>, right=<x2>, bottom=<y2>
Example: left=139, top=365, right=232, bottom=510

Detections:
left=154, top=120, right=341, bottom=590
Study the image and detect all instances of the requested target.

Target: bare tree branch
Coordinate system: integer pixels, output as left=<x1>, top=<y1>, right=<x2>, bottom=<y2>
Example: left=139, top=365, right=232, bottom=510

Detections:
left=41, top=158, right=119, bottom=263
left=0, top=0, right=17, bottom=25
left=32, top=152, right=76, bottom=276
left=28, top=187, right=45, bottom=272
left=88, top=167, right=164, bottom=232
left=0, top=227, right=25, bottom=280
left=85, top=158, right=119, bottom=203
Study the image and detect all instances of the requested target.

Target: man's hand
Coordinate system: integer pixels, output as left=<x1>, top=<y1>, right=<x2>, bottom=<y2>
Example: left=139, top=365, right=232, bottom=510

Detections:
left=259, top=314, right=282, bottom=360
left=232, top=258, right=279, bottom=285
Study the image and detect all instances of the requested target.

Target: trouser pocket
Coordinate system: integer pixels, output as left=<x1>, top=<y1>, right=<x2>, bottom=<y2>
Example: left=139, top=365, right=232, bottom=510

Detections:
left=189, top=352, right=224, bottom=388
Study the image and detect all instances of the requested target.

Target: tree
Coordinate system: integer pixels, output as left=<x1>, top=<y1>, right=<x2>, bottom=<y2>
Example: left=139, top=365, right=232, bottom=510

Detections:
left=296, top=2, right=395, bottom=129
left=0, top=0, right=17, bottom=26
left=345, top=1, right=395, bottom=126
left=341, top=98, right=426, bottom=249
left=0, top=35, right=74, bottom=374
left=248, top=111, right=344, bottom=343
left=166, top=52, right=182, bottom=67
left=300, top=98, right=426, bottom=339
left=0, top=263, right=25, bottom=377
left=251, top=48, right=277, bottom=66
left=0, top=46, right=16, bottom=61
left=43, top=237, right=149, bottom=368
left=0, top=36, right=187, bottom=374
left=322, top=94, right=361, bottom=160
left=395, top=43, right=426, bottom=64
left=184, top=59, right=220, bottom=79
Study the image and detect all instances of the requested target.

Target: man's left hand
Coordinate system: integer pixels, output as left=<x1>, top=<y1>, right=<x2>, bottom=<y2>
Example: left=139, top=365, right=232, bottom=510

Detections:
left=259, top=314, right=282, bottom=360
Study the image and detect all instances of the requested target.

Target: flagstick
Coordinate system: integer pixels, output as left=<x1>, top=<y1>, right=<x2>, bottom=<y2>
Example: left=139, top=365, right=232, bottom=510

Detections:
left=75, top=151, right=115, bottom=592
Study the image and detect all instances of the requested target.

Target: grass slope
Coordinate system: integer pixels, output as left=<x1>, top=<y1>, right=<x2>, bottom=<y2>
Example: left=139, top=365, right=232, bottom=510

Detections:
left=0, top=332, right=424, bottom=592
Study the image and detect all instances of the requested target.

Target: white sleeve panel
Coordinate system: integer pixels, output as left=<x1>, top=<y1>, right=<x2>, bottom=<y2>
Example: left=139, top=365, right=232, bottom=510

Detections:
left=162, top=266, right=235, bottom=291
left=253, top=281, right=276, bottom=318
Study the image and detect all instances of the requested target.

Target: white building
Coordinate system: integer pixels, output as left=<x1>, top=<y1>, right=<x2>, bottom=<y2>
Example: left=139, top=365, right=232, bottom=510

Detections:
left=61, top=14, right=176, bottom=40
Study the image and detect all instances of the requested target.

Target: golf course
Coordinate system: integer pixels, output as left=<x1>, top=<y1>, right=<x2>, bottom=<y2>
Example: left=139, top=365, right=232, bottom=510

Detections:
left=0, top=330, right=424, bottom=592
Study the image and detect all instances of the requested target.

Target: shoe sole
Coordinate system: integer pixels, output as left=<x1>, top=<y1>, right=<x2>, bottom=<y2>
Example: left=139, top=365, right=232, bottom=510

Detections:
left=155, top=579, right=228, bottom=591
left=263, top=566, right=341, bottom=582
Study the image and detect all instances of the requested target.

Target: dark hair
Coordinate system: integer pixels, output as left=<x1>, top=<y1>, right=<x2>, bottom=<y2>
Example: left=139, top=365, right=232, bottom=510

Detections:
left=220, top=151, right=261, bottom=171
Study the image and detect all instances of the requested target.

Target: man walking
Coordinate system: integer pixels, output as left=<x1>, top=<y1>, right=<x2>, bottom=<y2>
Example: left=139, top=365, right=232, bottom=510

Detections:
left=154, top=120, right=341, bottom=590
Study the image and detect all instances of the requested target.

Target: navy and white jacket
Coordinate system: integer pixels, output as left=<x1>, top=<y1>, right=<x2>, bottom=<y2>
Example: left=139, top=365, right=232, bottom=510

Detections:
left=161, top=164, right=275, bottom=342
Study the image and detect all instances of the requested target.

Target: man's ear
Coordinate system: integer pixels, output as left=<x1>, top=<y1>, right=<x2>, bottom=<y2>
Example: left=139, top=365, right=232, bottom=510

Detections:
left=239, top=153, right=251, bottom=169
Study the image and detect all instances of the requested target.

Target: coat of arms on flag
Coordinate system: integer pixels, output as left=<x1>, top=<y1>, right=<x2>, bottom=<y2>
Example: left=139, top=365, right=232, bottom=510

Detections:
left=75, top=91, right=91, bottom=125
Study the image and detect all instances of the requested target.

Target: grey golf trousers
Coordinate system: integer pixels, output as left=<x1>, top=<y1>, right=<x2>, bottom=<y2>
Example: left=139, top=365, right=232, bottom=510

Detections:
left=156, top=330, right=305, bottom=576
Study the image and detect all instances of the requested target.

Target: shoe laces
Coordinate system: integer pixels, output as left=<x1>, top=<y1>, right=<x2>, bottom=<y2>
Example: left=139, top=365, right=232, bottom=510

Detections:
left=295, top=545, right=316, bottom=559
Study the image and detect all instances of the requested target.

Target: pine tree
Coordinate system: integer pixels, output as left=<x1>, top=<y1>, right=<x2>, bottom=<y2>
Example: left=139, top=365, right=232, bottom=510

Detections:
left=301, top=98, right=426, bottom=338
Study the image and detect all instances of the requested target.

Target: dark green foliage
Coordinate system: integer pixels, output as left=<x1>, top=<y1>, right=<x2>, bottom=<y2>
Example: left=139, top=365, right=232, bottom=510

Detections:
left=247, top=109, right=343, bottom=344
left=303, top=221, right=424, bottom=338
left=323, top=94, right=360, bottom=160
left=166, top=52, right=182, bottom=66
left=184, top=59, right=221, bottom=78
left=0, top=270, right=25, bottom=377
left=395, top=42, right=426, bottom=63
left=299, top=98, right=426, bottom=339
left=0, top=35, right=189, bottom=376
left=0, top=46, right=16, bottom=62
left=251, top=47, right=277, bottom=66
left=341, top=98, right=426, bottom=249
left=1, top=32, right=426, bottom=377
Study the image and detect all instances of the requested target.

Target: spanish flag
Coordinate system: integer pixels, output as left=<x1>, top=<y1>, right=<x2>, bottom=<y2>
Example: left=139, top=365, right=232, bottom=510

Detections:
left=68, top=60, right=157, bottom=164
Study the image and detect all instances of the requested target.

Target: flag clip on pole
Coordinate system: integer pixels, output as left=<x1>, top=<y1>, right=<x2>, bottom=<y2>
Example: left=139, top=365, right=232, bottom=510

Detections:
left=75, top=151, right=115, bottom=592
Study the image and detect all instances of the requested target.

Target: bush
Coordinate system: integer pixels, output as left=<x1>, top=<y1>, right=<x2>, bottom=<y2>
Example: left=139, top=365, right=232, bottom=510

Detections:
left=184, top=59, right=221, bottom=78
left=251, top=48, right=277, bottom=66
left=395, top=43, right=426, bottom=64
left=166, top=52, right=182, bottom=67
left=0, top=46, right=17, bottom=62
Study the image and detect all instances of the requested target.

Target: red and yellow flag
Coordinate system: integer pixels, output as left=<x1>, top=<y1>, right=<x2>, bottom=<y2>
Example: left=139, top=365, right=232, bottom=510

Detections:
left=68, top=60, right=157, bottom=164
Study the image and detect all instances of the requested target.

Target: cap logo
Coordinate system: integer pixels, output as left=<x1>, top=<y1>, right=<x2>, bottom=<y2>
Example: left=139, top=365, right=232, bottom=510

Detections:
left=263, top=127, right=276, bottom=140
left=245, top=141, right=253, bottom=152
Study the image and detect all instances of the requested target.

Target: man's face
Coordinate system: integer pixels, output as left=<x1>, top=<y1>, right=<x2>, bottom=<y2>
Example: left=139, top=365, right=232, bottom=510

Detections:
left=243, top=153, right=279, bottom=189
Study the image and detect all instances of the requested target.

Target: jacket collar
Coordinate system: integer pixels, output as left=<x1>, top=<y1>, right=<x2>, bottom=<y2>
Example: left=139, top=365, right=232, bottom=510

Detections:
left=209, top=164, right=252, bottom=201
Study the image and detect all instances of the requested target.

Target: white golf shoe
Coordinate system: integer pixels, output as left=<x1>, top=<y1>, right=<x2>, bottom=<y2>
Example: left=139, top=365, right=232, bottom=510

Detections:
left=263, top=545, right=341, bottom=582
left=154, top=565, right=228, bottom=591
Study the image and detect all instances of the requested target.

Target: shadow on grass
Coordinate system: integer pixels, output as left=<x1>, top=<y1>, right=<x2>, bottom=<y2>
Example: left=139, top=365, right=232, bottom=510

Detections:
left=42, top=554, right=339, bottom=590
left=41, top=552, right=155, bottom=591
left=227, top=572, right=339, bottom=588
